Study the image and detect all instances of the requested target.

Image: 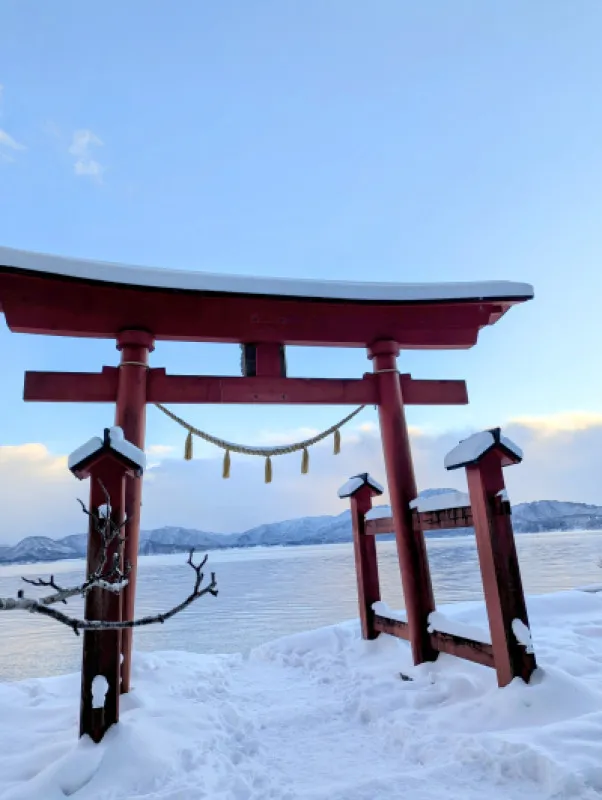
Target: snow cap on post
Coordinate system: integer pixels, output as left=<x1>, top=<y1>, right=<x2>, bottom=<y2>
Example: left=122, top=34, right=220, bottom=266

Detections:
left=444, top=427, right=523, bottom=472
left=409, top=490, right=470, bottom=513
left=68, top=426, right=146, bottom=480
left=338, top=473, right=384, bottom=499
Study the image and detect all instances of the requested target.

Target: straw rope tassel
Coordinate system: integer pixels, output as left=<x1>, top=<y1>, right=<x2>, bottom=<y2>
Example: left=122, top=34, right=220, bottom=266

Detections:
left=156, top=402, right=366, bottom=482
left=184, top=431, right=193, bottom=461
left=223, top=449, right=231, bottom=479
left=301, top=447, right=309, bottom=475
left=333, top=428, right=341, bottom=455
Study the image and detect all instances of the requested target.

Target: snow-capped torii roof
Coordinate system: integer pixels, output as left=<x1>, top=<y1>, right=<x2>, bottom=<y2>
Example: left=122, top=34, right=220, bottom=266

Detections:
left=68, top=426, right=146, bottom=478
left=444, top=428, right=523, bottom=471
left=0, top=245, right=535, bottom=346
left=0, top=245, right=534, bottom=305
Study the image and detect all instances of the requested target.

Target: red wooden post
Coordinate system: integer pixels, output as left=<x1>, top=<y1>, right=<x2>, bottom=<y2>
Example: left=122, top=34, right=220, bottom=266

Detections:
left=69, top=428, right=144, bottom=742
left=115, top=329, right=154, bottom=693
left=79, top=464, right=125, bottom=742
left=339, top=475, right=383, bottom=640
left=448, top=429, right=537, bottom=687
left=254, top=343, right=287, bottom=377
left=369, top=340, right=437, bottom=664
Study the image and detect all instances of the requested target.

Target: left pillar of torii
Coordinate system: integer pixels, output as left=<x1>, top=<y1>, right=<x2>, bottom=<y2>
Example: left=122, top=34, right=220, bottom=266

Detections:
left=68, top=426, right=146, bottom=743
left=114, top=330, right=155, bottom=692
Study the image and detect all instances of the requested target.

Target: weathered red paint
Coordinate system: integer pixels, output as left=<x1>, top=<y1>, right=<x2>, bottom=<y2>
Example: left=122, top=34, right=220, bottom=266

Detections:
left=365, top=506, right=474, bottom=536
left=253, top=343, right=286, bottom=377
left=369, top=340, right=437, bottom=665
left=24, top=369, right=468, bottom=407
left=0, top=268, right=527, bottom=346
left=372, top=615, right=495, bottom=668
left=413, top=506, right=474, bottom=532
left=466, top=452, right=537, bottom=687
left=114, top=330, right=154, bottom=694
left=429, top=629, right=495, bottom=668
left=78, top=455, right=127, bottom=742
left=23, top=367, right=119, bottom=402
left=399, top=374, right=468, bottom=405
left=372, top=615, right=411, bottom=640
left=364, top=517, right=397, bottom=536
left=349, top=485, right=381, bottom=640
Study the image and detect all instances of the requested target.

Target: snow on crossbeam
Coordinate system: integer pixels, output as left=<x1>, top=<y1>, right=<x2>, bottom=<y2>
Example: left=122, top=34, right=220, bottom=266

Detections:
left=427, top=611, right=492, bottom=645
left=338, top=473, right=384, bottom=499
left=68, top=426, right=146, bottom=476
left=365, top=505, right=392, bottom=521
left=444, top=427, right=523, bottom=471
left=409, top=490, right=470, bottom=513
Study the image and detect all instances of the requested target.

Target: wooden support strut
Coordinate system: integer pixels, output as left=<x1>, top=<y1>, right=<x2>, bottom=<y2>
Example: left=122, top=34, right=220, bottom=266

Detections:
left=357, top=489, right=535, bottom=682
left=114, top=330, right=154, bottom=694
left=349, top=485, right=381, bottom=640
left=466, top=453, right=537, bottom=687
left=368, top=340, right=437, bottom=665
left=80, top=463, right=125, bottom=742
left=372, top=615, right=495, bottom=669
left=365, top=506, right=474, bottom=536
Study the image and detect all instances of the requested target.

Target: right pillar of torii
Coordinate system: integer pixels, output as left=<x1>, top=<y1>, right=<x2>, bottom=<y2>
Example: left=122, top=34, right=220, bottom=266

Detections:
left=368, top=340, right=437, bottom=664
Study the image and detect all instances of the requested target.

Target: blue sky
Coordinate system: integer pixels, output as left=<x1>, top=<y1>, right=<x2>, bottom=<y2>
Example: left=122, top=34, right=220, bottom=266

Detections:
left=1, top=2, right=602, bottom=538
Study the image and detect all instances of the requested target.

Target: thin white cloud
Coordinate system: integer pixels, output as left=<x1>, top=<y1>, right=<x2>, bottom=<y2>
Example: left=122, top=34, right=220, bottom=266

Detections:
left=510, top=411, right=602, bottom=434
left=0, top=128, right=25, bottom=152
left=0, top=444, right=82, bottom=543
left=146, top=444, right=176, bottom=456
left=68, top=129, right=105, bottom=181
left=74, top=159, right=104, bottom=178
left=256, top=426, right=321, bottom=446
left=0, top=84, right=26, bottom=161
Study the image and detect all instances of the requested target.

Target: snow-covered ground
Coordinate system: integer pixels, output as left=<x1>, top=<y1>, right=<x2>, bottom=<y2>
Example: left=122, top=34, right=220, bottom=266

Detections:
left=2, top=590, right=602, bottom=799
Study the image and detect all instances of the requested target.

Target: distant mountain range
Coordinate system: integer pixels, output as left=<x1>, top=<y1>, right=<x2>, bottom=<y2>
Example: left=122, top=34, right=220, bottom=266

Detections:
left=2, top=491, right=602, bottom=565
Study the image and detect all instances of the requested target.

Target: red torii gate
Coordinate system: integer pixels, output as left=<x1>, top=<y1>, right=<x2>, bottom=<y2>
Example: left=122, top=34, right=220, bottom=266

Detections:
left=0, top=245, right=533, bottom=686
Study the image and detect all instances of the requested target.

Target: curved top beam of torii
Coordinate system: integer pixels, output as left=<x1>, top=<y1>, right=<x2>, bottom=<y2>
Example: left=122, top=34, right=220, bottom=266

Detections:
left=0, top=244, right=533, bottom=347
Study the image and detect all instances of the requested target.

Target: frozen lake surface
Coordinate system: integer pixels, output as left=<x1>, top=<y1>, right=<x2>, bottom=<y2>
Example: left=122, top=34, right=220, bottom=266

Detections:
left=1, top=530, right=601, bottom=681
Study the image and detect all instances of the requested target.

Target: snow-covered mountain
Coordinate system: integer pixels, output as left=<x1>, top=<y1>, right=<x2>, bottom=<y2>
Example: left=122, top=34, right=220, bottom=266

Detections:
left=511, top=500, right=602, bottom=533
left=1, top=495, right=602, bottom=565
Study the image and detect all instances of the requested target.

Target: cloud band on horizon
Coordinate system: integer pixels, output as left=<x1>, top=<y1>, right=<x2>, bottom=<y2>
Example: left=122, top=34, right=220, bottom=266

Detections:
left=0, top=412, right=600, bottom=545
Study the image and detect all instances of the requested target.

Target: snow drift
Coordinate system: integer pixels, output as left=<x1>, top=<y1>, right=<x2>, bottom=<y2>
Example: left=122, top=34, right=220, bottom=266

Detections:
left=1, top=590, right=602, bottom=799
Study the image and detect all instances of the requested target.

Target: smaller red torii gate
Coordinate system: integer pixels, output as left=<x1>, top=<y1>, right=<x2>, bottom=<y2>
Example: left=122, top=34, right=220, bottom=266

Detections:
left=340, top=428, right=537, bottom=687
left=0, top=245, right=534, bottom=689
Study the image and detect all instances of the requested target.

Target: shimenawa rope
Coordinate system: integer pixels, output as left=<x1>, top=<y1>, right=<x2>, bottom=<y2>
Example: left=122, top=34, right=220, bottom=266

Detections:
left=154, top=403, right=364, bottom=483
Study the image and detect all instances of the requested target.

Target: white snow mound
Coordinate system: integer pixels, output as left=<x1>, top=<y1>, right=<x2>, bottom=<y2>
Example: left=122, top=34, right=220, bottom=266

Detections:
left=2, top=591, right=602, bottom=799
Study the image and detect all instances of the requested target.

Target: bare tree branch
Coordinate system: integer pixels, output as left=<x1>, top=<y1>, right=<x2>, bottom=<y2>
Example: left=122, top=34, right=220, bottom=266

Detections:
left=0, top=552, right=216, bottom=636
left=0, top=483, right=217, bottom=635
